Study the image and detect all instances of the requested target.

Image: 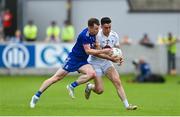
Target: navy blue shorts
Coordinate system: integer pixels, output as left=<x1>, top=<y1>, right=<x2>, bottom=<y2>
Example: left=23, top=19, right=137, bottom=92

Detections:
left=62, top=55, right=89, bottom=72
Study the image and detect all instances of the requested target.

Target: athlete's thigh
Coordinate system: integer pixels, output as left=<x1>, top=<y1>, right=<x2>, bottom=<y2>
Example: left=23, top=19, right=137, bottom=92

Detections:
left=102, top=61, right=114, bottom=75
left=94, top=75, right=104, bottom=91
left=91, top=64, right=104, bottom=90
left=105, top=66, right=120, bottom=83
left=78, top=63, right=103, bottom=89
left=53, top=68, right=69, bottom=79
left=78, top=64, right=95, bottom=74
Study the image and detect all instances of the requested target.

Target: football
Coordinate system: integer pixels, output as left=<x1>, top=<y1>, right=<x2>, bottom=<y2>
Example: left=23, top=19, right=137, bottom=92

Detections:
left=112, top=48, right=123, bottom=57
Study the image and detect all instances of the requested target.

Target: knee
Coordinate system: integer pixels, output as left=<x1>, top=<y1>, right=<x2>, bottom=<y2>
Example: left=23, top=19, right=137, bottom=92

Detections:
left=96, top=89, right=104, bottom=94
left=95, top=88, right=104, bottom=94
left=87, top=71, right=96, bottom=79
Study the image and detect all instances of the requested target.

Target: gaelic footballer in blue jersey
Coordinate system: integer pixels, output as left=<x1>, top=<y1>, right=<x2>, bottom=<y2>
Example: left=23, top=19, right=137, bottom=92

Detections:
left=30, top=18, right=117, bottom=108
left=63, top=28, right=97, bottom=72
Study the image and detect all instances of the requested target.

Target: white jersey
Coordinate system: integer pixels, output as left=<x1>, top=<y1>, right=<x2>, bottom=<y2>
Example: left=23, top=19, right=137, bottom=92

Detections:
left=88, top=29, right=120, bottom=63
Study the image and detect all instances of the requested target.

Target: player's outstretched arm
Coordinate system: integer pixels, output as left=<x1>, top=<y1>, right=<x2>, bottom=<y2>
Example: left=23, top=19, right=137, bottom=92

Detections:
left=83, top=44, right=112, bottom=56
left=95, top=53, right=118, bottom=61
left=98, top=54, right=124, bottom=65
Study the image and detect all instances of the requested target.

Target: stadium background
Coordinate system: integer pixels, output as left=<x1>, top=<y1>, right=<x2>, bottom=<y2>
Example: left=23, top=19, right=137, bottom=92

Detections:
left=0, top=0, right=180, bottom=116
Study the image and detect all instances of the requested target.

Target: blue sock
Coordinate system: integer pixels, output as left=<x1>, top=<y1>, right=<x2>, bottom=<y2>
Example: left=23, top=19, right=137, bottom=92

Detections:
left=35, top=91, right=42, bottom=97
left=70, top=81, right=78, bottom=88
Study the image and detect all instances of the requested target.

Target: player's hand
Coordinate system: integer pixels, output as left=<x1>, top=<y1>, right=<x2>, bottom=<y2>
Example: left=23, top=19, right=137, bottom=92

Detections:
left=102, top=48, right=113, bottom=55
left=111, top=55, right=120, bottom=63
left=117, top=57, right=124, bottom=66
left=111, top=56, right=124, bottom=66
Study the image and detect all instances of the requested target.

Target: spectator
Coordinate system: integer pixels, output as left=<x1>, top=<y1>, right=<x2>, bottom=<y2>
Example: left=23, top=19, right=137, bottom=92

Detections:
left=134, top=58, right=151, bottom=82
left=45, top=21, right=60, bottom=42
left=157, top=35, right=164, bottom=45
left=61, top=20, right=75, bottom=43
left=131, top=58, right=165, bottom=83
left=164, top=32, right=177, bottom=75
left=2, top=9, right=13, bottom=38
left=120, top=35, right=132, bottom=45
left=10, top=29, right=22, bottom=43
left=139, top=33, right=154, bottom=48
left=23, top=20, right=38, bottom=42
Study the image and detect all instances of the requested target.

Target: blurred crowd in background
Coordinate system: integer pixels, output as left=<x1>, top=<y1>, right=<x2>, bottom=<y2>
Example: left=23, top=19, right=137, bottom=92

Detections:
left=0, top=9, right=179, bottom=45
left=0, top=9, right=75, bottom=43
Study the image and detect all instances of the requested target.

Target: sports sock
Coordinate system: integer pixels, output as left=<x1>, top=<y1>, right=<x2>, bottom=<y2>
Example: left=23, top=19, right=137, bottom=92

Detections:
left=123, top=99, right=129, bottom=108
left=35, top=91, right=42, bottom=97
left=70, top=81, right=78, bottom=88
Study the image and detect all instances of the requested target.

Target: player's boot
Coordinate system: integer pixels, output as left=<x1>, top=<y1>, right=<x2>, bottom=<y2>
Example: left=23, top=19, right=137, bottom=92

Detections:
left=30, top=95, right=39, bottom=108
left=85, top=83, right=92, bottom=100
left=66, top=85, right=75, bottom=99
left=126, top=104, right=138, bottom=110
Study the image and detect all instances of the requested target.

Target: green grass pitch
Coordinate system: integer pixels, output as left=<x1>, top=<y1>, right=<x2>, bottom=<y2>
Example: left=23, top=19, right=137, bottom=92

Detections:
left=0, top=74, right=180, bottom=116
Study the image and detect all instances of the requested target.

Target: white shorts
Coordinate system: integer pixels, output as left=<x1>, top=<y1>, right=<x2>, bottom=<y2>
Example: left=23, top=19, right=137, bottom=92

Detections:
left=89, top=60, right=113, bottom=77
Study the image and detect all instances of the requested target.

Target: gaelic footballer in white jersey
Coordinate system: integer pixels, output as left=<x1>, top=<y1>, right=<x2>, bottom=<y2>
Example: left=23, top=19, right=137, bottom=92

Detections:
left=88, top=29, right=120, bottom=76
left=85, top=17, right=137, bottom=110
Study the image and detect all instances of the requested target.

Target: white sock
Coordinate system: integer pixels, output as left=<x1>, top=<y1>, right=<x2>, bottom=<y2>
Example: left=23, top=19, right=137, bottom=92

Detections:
left=123, top=99, right=129, bottom=108
left=88, top=83, right=95, bottom=89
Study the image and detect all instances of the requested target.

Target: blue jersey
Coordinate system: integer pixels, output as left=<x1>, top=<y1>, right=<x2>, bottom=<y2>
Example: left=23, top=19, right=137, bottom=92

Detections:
left=70, top=28, right=96, bottom=60
left=63, top=28, right=96, bottom=72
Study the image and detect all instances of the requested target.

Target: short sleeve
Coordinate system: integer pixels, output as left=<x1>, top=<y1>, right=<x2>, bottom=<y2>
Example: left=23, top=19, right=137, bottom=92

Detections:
left=82, top=34, right=90, bottom=45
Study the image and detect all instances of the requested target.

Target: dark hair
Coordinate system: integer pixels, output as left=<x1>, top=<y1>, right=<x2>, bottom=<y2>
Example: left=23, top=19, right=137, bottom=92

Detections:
left=88, top=18, right=100, bottom=27
left=51, top=21, right=56, bottom=25
left=64, top=20, right=71, bottom=25
left=28, top=20, right=33, bottom=25
left=101, top=17, right=111, bottom=25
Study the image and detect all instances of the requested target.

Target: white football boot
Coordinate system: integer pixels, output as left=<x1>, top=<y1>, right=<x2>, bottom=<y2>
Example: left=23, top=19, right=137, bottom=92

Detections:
left=85, top=83, right=92, bottom=100
left=126, top=104, right=138, bottom=110
left=30, top=95, right=39, bottom=108
left=66, top=85, right=75, bottom=99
